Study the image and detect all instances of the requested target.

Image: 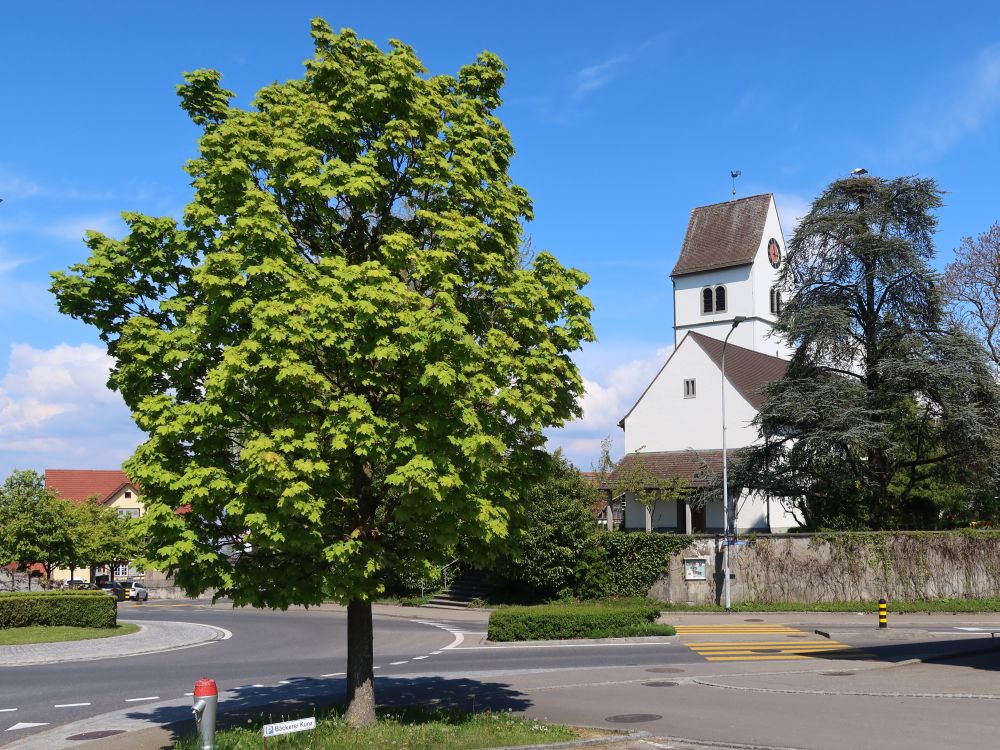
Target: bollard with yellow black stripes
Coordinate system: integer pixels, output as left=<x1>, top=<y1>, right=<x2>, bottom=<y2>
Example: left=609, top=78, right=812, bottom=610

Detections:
left=878, top=597, right=888, bottom=629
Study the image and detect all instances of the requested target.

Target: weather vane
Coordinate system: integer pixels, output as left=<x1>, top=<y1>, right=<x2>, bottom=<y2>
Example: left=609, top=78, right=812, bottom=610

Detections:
left=730, top=170, right=741, bottom=199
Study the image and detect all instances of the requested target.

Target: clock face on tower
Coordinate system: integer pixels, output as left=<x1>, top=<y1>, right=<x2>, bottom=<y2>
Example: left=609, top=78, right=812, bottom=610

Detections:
left=767, top=238, right=781, bottom=269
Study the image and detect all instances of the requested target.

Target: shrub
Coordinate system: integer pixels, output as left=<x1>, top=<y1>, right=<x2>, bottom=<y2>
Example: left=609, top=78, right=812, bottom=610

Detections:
left=0, top=590, right=116, bottom=629
left=488, top=598, right=663, bottom=641
left=496, top=451, right=607, bottom=601
left=598, top=532, right=692, bottom=597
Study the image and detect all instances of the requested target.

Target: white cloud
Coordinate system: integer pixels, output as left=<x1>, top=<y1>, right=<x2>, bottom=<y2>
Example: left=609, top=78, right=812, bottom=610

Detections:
left=0, top=170, right=41, bottom=199
left=42, top=213, right=123, bottom=242
left=894, top=44, right=1000, bottom=161
left=0, top=343, right=143, bottom=475
left=546, top=343, right=673, bottom=468
left=573, top=53, right=632, bottom=99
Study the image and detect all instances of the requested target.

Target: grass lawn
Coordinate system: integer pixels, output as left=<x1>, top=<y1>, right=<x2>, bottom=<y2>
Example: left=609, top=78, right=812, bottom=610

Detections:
left=660, top=598, right=1000, bottom=613
left=173, top=706, right=586, bottom=749
left=0, top=623, right=140, bottom=646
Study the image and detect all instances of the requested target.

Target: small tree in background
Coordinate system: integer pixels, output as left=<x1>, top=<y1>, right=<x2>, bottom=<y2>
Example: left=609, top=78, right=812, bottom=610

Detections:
left=943, top=222, right=1000, bottom=372
left=0, top=470, right=73, bottom=587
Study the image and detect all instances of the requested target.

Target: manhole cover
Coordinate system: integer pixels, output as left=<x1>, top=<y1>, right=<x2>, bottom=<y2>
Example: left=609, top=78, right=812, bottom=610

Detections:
left=66, top=730, right=127, bottom=741
left=744, top=618, right=764, bottom=622
left=605, top=714, right=662, bottom=723
left=642, top=680, right=679, bottom=687
left=645, top=667, right=684, bottom=674
left=823, top=671, right=855, bottom=677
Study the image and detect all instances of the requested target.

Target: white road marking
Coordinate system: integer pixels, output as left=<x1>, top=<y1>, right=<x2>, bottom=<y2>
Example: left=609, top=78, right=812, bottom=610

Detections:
left=0, top=709, right=16, bottom=713
left=390, top=660, right=408, bottom=665
left=373, top=666, right=382, bottom=669
left=124, top=696, right=159, bottom=702
left=278, top=680, right=292, bottom=684
left=321, top=672, right=345, bottom=678
left=412, top=655, right=429, bottom=660
left=53, top=703, right=91, bottom=708
left=184, top=692, right=194, bottom=696
left=6, top=722, right=49, bottom=731
left=430, top=651, right=441, bottom=655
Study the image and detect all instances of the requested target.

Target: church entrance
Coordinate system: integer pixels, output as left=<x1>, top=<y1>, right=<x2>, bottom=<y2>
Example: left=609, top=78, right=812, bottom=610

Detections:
left=677, top=501, right=706, bottom=533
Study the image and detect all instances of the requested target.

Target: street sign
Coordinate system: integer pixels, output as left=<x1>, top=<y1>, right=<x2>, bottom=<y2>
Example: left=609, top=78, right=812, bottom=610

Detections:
left=262, top=717, right=316, bottom=738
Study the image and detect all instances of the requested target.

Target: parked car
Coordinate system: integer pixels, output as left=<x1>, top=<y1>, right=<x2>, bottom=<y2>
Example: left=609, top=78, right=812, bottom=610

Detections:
left=124, top=580, right=149, bottom=602
left=76, top=582, right=100, bottom=590
left=98, top=581, right=126, bottom=601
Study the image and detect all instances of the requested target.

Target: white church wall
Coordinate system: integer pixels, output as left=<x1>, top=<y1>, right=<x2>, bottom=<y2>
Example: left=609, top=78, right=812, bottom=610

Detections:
left=672, top=266, right=757, bottom=349
left=749, top=198, right=795, bottom=359
left=624, top=336, right=759, bottom=454
left=622, top=494, right=678, bottom=530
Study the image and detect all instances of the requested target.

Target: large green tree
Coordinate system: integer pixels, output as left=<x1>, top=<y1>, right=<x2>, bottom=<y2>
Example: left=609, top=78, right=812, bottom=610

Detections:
left=51, top=21, right=592, bottom=725
left=740, top=175, right=1000, bottom=529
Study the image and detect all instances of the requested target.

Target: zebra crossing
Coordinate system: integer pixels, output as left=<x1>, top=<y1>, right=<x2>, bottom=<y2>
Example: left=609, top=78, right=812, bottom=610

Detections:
left=676, top=623, right=872, bottom=662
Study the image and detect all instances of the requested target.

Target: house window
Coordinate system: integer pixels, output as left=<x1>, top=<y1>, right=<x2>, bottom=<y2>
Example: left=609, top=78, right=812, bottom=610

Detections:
left=770, top=287, right=782, bottom=314
left=112, top=563, right=130, bottom=578
left=684, top=378, right=697, bottom=398
left=117, top=508, right=140, bottom=519
left=124, top=490, right=132, bottom=499
left=702, top=286, right=727, bottom=314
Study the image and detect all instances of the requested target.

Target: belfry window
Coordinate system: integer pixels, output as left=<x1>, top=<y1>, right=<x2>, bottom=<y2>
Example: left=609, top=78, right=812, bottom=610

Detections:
left=702, top=285, right=727, bottom=314
left=702, top=287, right=714, bottom=314
left=770, top=287, right=782, bottom=314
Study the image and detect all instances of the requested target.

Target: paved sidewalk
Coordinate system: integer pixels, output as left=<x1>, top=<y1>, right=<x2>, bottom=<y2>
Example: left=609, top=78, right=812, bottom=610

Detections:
left=0, top=620, right=228, bottom=667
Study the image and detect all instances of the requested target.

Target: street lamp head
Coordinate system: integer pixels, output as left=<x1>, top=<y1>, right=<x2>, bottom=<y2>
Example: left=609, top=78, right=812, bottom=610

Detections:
left=732, top=316, right=747, bottom=328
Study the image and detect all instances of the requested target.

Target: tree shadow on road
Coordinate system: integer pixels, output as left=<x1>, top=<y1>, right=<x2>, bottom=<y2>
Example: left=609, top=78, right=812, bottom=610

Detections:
left=125, top=674, right=532, bottom=746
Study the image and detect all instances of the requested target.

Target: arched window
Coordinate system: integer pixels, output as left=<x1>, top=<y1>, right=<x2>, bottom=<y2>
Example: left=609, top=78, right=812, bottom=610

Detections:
left=714, top=286, right=727, bottom=312
left=770, top=287, right=782, bottom=314
left=702, top=287, right=714, bottom=314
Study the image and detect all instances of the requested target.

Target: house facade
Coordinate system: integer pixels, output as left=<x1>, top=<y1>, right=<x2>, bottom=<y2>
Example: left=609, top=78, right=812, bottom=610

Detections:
left=616, top=193, right=798, bottom=533
left=45, top=469, right=149, bottom=582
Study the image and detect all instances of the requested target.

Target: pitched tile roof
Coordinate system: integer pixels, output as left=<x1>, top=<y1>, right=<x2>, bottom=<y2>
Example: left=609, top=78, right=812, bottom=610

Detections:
left=613, top=449, right=729, bottom=486
left=45, top=469, right=134, bottom=504
left=671, top=193, right=772, bottom=277
left=689, top=332, right=788, bottom=410
left=618, top=332, right=788, bottom=428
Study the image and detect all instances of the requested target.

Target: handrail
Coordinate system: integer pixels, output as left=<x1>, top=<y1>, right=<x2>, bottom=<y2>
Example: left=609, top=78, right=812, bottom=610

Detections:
left=440, top=559, right=460, bottom=590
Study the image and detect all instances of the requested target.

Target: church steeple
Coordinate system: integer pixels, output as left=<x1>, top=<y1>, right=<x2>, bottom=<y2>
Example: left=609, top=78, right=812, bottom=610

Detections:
left=670, top=194, right=792, bottom=359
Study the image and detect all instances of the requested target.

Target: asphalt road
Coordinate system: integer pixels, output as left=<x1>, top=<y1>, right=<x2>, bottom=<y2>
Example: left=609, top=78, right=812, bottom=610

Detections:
left=5, top=604, right=1000, bottom=749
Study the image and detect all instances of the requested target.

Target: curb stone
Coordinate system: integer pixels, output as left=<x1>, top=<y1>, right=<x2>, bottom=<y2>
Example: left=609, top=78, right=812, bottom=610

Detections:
left=486, top=730, right=650, bottom=750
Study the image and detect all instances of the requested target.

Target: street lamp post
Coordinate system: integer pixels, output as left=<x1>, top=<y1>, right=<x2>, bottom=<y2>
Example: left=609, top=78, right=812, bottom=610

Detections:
left=721, top=315, right=746, bottom=612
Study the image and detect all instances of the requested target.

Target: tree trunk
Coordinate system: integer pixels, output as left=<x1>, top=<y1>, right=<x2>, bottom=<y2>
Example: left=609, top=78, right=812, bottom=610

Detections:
left=344, top=599, right=376, bottom=727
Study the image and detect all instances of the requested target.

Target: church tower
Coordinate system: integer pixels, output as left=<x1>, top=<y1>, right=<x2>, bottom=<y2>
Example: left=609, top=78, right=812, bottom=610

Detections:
left=670, top=193, right=793, bottom=360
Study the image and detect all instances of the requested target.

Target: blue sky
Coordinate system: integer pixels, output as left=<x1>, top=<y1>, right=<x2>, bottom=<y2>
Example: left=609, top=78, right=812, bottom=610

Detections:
left=2, top=2, right=999, bottom=476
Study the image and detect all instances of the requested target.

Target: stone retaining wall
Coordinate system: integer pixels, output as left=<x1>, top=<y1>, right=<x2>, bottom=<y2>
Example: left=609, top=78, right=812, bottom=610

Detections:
left=651, top=532, right=1000, bottom=605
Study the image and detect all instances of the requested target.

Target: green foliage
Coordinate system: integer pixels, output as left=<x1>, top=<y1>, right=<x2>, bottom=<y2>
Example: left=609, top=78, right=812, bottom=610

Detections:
left=740, top=175, right=1000, bottom=530
left=49, top=20, right=593, bottom=724
left=68, top=501, right=146, bottom=573
left=0, top=591, right=117, bottom=629
left=598, top=532, right=692, bottom=597
left=497, top=451, right=605, bottom=600
left=50, top=22, right=593, bottom=612
left=487, top=598, right=664, bottom=641
left=0, top=470, right=74, bottom=581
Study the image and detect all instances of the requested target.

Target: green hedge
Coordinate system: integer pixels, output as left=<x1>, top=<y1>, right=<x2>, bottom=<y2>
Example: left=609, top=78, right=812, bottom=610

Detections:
left=488, top=598, right=664, bottom=641
left=0, top=591, right=117, bottom=629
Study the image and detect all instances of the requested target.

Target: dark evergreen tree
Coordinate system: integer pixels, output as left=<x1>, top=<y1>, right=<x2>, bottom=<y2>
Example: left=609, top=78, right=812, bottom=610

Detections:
left=739, top=175, right=1000, bottom=529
